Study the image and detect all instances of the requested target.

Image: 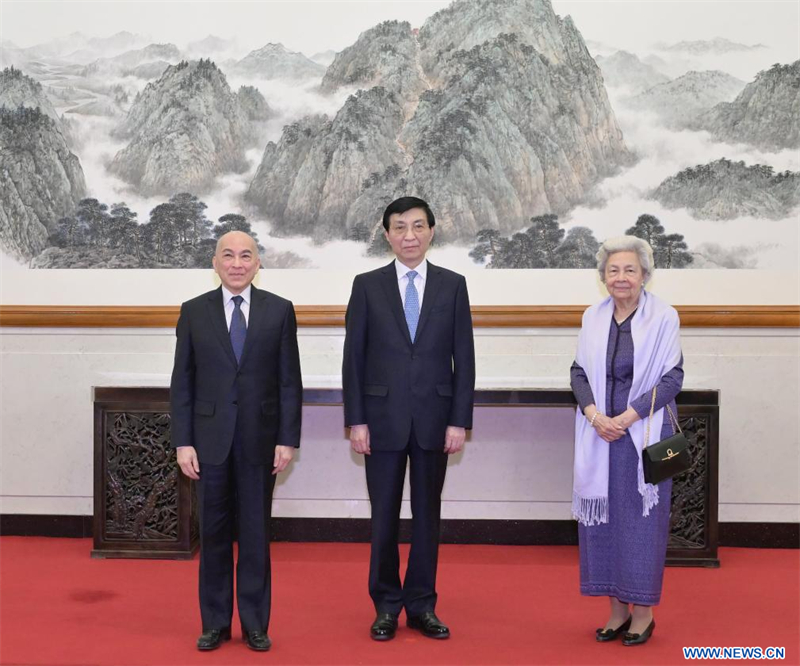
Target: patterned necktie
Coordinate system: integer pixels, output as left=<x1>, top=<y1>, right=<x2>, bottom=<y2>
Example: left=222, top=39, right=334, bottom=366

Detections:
left=230, top=295, right=247, bottom=364
left=404, top=270, right=420, bottom=342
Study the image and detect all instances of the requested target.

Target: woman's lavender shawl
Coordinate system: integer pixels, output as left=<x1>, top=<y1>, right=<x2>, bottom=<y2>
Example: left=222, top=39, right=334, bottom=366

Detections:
left=572, top=291, right=682, bottom=526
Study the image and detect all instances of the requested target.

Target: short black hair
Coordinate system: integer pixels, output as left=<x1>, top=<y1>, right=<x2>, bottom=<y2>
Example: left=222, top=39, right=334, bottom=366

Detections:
left=382, top=196, right=435, bottom=231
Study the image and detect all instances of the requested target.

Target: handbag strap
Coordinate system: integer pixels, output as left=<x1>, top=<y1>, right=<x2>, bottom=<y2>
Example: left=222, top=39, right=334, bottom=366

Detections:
left=666, top=404, right=683, bottom=435
left=644, top=386, right=683, bottom=450
left=644, top=386, right=657, bottom=449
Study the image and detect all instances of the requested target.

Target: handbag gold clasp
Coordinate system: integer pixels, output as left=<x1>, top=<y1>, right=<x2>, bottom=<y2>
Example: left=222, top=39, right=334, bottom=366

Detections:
left=661, top=448, right=678, bottom=461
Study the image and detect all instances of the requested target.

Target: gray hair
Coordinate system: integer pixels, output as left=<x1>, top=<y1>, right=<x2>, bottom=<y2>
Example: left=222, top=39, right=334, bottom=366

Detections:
left=596, top=235, right=654, bottom=284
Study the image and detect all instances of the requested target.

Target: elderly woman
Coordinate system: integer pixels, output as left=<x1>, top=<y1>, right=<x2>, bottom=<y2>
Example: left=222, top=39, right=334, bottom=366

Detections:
left=570, top=235, right=683, bottom=646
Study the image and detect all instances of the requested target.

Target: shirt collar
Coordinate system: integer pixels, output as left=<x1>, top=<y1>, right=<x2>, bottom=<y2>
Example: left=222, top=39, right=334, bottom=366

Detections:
left=394, top=258, right=428, bottom=281
left=221, top=284, right=252, bottom=306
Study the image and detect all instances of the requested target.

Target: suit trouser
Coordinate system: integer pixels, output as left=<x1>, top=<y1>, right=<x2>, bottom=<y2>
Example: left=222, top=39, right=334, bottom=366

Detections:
left=365, top=429, right=448, bottom=616
left=196, top=424, right=277, bottom=633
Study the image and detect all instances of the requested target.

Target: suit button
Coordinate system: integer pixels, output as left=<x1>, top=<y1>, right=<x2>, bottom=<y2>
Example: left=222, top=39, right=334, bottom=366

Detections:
left=232, top=401, right=238, bottom=406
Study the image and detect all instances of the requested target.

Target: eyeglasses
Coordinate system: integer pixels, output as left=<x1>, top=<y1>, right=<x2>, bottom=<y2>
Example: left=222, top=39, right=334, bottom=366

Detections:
left=389, top=223, right=430, bottom=236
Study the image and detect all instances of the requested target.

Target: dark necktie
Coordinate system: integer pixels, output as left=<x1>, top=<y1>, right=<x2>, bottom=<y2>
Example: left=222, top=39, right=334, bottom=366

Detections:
left=404, top=270, right=420, bottom=342
left=230, top=295, right=247, bottom=364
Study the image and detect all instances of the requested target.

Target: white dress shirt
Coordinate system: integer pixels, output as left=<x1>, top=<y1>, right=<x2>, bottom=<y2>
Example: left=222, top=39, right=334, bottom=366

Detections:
left=394, top=259, right=427, bottom=309
left=221, top=284, right=251, bottom=331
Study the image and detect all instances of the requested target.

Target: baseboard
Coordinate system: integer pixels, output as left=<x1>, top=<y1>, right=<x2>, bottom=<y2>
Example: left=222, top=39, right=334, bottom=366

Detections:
left=270, top=518, right=581, bottom=545
left=718, top=522, right=800, bottom=548
left=2, top=515, right=797, bottom=548
left=0, top=514, right=93, bottom=538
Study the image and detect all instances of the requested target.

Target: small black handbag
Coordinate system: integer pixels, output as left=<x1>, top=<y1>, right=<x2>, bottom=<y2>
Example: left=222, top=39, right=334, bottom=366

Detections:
left=642, top=386, right=691, bottom=485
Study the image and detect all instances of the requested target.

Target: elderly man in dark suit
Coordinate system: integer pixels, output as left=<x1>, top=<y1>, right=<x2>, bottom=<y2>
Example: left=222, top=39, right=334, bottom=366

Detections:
left=343, top=196, right=476, bottom=641
left=171, top=231, right=302, bottom=652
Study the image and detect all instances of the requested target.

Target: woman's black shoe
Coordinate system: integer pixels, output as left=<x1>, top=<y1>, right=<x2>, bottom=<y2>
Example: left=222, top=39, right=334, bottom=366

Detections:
left=622, top=619, right=656, bottom=646
left=595, top=616, right=631, bottom=642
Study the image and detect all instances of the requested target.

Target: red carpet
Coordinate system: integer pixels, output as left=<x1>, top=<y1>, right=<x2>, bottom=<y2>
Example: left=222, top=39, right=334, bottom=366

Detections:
left=0, top=538, right=797, bottom=666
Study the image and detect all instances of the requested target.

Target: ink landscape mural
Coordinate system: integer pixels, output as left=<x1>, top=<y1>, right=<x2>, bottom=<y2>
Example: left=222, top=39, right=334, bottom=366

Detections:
left=1, top=0, right=798, bottom=271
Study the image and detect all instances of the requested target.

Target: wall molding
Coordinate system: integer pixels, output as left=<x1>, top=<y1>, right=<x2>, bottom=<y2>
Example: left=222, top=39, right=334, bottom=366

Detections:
left=1, top=304, right=798, bottom=328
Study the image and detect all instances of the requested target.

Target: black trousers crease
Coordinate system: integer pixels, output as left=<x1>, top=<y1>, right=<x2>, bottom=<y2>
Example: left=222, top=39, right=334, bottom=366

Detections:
left=365, top=430, right=448, bottom=616
left=196, top=423, right=276, bottom=633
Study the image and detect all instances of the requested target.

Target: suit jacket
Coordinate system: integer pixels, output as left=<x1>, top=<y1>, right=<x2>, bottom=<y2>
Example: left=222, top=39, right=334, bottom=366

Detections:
left=170, top=285, right=302, bottom=465
left=342, top=261, right=475, bottom=451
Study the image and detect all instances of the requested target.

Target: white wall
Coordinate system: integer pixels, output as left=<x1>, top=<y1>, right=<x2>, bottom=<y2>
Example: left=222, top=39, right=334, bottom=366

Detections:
left=1, top=325, right=797, bottom=523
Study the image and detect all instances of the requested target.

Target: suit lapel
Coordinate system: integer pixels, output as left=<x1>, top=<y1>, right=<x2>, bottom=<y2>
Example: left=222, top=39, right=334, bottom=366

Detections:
left=206, top=287, right=237, bottom=368
left=414, top=261, right=442, bottom=344
left=238, top=285, right=266, bottom=368
left=380, top=261, right=413, bottom=348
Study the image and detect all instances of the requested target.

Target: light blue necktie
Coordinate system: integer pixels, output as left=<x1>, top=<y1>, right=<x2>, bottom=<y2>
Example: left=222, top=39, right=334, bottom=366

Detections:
left=230, top=295, right=247, bottom=364
left=404, top=270, right=420, bottom=342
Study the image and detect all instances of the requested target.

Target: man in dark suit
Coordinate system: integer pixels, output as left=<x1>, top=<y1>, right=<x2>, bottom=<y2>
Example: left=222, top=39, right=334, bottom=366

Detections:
left=343, top=197, right=475, bottom=641
left=171, top=231, right=302, bottom=652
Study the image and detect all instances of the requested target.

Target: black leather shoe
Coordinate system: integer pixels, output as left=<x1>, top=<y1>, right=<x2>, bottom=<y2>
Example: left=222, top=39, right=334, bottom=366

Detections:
left=622, top=619, right=655, bottom=646
left=243, top=630, right=272, bottom=651
left=196, top=627, right=231, bottom=651
left=370, top=613, right=399, bottom=641
left=407, top=611, right=450, bottom=639
left=596, top=616, right=632, bottom=642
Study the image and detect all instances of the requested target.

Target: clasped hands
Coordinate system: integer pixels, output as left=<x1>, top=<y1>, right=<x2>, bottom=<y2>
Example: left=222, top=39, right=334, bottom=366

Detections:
left=584, top=405, right=640, bottom=443
left=349, top=424, right=465, bottom=455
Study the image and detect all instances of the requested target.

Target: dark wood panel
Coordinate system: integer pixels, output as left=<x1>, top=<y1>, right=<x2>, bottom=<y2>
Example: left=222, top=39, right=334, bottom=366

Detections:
left=92, top=397, right=198, bottom=559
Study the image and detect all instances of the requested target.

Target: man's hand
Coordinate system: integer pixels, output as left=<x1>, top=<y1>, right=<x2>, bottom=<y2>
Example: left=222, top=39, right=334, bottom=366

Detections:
left=176, top=446, right=200, bottom=480
left=273, top=445, right=294, bottom=475
left=592, top=413, right=627, bottom=443
left=444, top=426, right=466, bottom=454
left=350, top=424, right=370, bottom=455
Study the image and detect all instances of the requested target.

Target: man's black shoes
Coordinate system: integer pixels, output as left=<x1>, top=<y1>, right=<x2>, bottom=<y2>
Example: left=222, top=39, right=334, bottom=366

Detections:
left=370, top=613, right=399, bottom=641
left=244, top=630, right=272, bottom=651
left=407, top=611, right=450, bottom=639
left=197, top=627, right=270, bottom=651
left=196, top=627, right=231, bottom=651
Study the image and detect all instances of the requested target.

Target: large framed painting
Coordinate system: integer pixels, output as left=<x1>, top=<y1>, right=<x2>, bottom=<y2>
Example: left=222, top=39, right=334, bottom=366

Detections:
left=1, top=0, right=798, bottom=324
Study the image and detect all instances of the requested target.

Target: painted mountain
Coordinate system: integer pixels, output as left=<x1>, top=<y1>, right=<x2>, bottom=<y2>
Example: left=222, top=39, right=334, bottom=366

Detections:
left=693, top=61, right=800, bottom=150
left=186, top=35, right=237, bottom=60
left=237, top=85, right=274, bottom=121
left=81, top=43, right=182, bottom=77
left=0, top=67, right=87, bottom=261
left=657, top=37, right=766, bottom=56
left=0, top=65, right=63, bottom=127
left=0, top=111, right=87, bottom=262
left=651, top=159, right=800, bottom=220
left=121, top=61, right=173, bottom=81
left=625, top=71, right=746, bottom=129
left=311, top=50, right=338, bottom=67
left=319, top=20, right=427, bottom=107
left=110, top=59, right=251, bottom=196
left=230, top=43, right=326, bottom=80
left=24, top=31, right=149, bottom=63
left=247, top=0, right=632, bottom=243
left=594, top=50, right=670, bottom=93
